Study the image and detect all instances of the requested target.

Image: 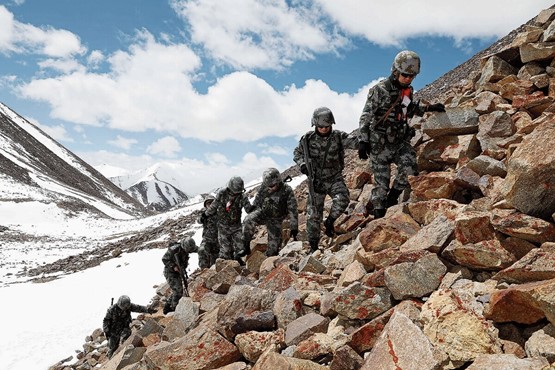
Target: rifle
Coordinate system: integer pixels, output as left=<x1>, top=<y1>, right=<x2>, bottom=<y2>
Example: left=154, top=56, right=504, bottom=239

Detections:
left=174, top=253, right=190, bottom=297
left=301, top=135, right=316, bottom=216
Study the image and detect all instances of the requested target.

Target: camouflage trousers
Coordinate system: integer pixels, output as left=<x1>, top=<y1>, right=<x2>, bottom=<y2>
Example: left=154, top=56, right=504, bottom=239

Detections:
left=198, top=239, right=219, bottom=268
left=370, top=139, right=417, bottom=210
left=243, top=210, right=284, bottom=257
left=307, top=177, right=349, bottom=243
left=217, top=223, right=243, bottom=260
left=164, top=268, right=185, bottom=310
left=107, top=327, right=131, bottom=357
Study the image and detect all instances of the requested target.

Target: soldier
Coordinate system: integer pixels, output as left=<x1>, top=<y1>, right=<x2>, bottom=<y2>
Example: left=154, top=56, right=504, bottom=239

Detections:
left=241, top=168, right=298, bottom=257
left=162, top=237, right=197, bottom=314
left=102, top=295, right=154, bottom=358
left=358, top=50, right=445, bottom=219
left=293, top=107, right=355, bottom=251
left=203, top=176, right=254, bottom=261
left=198, top=195, right=219, bottom=268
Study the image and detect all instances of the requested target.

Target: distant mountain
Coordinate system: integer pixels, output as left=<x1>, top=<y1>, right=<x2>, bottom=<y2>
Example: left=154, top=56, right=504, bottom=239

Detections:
left=109, top=164, right=189, bottom=212
left=0, top=103, right=148, bottom=219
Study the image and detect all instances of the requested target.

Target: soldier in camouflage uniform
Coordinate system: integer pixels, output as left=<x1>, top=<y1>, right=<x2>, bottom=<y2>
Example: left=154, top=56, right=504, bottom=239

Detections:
left=203, top=176, right=254, bottom=261
left=103, top=295, right=154, bottom=358
left=241, top=168, right=298, bottom=257
left=358, top=50, right=445, bottom=219
left=198, top=195, right=219, bottom=268
left=293, top=107, right=356, bottom=251
left=162, top=237, right=197, bottom=314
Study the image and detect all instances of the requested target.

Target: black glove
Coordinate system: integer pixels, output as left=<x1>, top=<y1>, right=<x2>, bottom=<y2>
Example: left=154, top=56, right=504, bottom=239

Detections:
left=147, top=307, right=156, bottom=314
left=358, top=141, right=370, bottom=160
left=290, top=229, right=298, bottom=241
left=199, top=211, right=207, bottom=224
left=427, top=103, right=445, bottom=112
left=300, top=163, right=308, bottom=175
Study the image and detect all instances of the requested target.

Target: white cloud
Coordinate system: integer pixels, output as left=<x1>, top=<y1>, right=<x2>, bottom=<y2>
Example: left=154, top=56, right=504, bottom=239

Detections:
left=146, top=136, right=181, bottom=157
left=87, top=50, right=104, bottom=69
left=37, top=58, right=85, bottom=73
left=27, top=118, right=74, bottom=142
left=107, top=135, right=138, bottom=150
left=0, top=5, right=85, bottom=57
left=315, top=0, right=554, bottom=46
left=170, top=0, right=348, bottom=70
left=258, top=143, right=289, bottom=156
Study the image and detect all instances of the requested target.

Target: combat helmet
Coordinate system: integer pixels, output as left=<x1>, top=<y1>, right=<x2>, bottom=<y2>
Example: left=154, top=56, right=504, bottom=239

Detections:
left=391, top=50, right=421, bottom=75
left=262, top=167, right=281, bottom=188
left=311, top=107, right=335, bottom=127
left=117, top=295, right=131, bottom=310
left=203, top=195, right=215, bottom=208
left=180, top=237, right=197, bottom=253
left=227, top=176, right=245, bottom=194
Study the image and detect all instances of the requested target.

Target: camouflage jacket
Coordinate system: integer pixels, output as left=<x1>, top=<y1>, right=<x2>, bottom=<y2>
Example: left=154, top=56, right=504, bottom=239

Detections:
left=162, top=244, right=190, bottom=273
left=205, top=188, right=254, bottom=226
left=358, top=75, right=427, bottom=143
left=293, top=129, right=352, bottom=182
left=200, top=206, right=218, bottom=242
left=251, top=183, right=298, bottom=228
left=102, top=303, right=149, bottom=335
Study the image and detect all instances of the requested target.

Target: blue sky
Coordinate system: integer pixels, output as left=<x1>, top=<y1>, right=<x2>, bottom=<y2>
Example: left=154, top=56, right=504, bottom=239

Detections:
left=0, top=0, right=552, bottom=194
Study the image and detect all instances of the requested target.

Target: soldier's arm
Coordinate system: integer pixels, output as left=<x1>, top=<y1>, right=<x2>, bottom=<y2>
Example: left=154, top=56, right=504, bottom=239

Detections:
left=359, top=86, right=381, bottom=142
left=204, top=191, right=222, bottom=217
left=102, top=308, right=113, bottom=334
left=339, top=130, right=358, bottom=150
left=242, top=193, right=255, bottom=213
left=292, top=136, right=305, bottom=167
left=130, top=303, right=149, bottom=314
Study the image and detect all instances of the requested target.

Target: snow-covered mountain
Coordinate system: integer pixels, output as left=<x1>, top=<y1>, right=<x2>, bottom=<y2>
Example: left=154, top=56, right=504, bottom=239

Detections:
left=0, top=102, right=148, bottom=219
left=108, top=163, right=189, bottom=212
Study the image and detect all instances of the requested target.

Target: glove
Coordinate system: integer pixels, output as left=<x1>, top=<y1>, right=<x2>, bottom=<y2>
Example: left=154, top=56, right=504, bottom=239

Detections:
left=358, top=141, right=370, bottom=160
left=426, top=103, right=445, bottom=112
left=290, top=229, right=298, bottom=241
left=147, top=307, right=156, bottom=314
left=300, top=163, right=308, bottom=175
left=199, top=211, right=207, bottom=224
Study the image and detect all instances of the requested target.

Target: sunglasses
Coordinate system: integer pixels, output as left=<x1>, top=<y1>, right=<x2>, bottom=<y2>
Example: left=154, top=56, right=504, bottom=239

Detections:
left=400, top=72, right=416, bottom=78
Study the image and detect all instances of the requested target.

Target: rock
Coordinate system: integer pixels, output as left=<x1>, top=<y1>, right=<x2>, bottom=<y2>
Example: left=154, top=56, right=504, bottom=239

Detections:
left=285, top=313, right=330, bottom=346
left=466, top=354, right=548, bottom=369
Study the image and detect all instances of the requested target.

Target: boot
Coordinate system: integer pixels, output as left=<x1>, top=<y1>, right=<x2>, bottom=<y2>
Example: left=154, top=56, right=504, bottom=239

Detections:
left=324, top=216, right=336, bottom=237
left=309, top=238, right=319, bottom=252
left=236, top=239, right=251, bottom=258
left=373, top=208, right=386, bottom=219
left=385, top=188, right=403, bottom=208
left=163, top=301, right=173, bottom=315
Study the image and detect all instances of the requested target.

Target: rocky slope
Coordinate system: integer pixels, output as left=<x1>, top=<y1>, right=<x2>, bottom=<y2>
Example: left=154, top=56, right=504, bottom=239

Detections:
left=50, top=7, right=555, bottom=370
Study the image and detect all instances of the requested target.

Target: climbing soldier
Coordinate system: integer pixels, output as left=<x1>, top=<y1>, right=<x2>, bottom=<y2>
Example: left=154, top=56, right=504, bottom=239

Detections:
left=162, top=237, right=197, bottom=314
left=198, top=195, right=219, bottom=268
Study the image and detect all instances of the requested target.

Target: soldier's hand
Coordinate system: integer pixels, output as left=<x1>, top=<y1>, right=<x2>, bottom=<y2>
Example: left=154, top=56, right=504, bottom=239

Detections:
left=147, top=307, right=156, bottom=314
left=290, top=229, right=298, bottom=241
left=358, top=141, right=370, bottom=160
left=426, top=103, right=445, bottom=112
left=199, top=211, right=207, bottom=224
left=300, top=163, right=308, bottom=175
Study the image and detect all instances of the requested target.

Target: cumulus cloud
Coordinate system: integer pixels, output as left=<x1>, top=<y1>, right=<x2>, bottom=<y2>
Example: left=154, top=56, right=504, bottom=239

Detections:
left=0, top=5, right=85, bottom=57
left=258, top=143, right=289, bottom=156
left=28, top=118, right=74, bottom=143
left=170, top=0, right=348, bottom=70
left=108, top=135, right=138, bottom=150
left=146, top=136, right=181, bottom=157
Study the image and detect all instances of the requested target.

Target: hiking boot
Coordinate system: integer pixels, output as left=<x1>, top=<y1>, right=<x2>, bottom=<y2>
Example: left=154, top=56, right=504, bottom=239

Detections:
left=373, top=208, right=386, bottom=219
left=163, top=302, right=173, bottom=315
left=309, top=239, right=319, bottom=252
left=386, top=188, right=403, bottom=208
left=324, top=217, right=336, bottom=237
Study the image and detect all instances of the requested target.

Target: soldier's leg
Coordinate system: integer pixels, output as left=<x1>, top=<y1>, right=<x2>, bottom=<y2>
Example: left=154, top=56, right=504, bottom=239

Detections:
left=218, top=225, right=234, bottom=260
left=198, top=240, right=211, bottom=269
left=120, top=327, right=131, bottom=342
left=391, top=142, right=418, bottom=202
left=370, top=145, right=395, bottom=218
left=241, top=210, right=265, bottom=256
left=166, top=272, right=183, bottom=312
left=307, top=192, right=326, bottom=250
left=206, top=240, right=219, bottom=266
left=324, top=180, right=350, bottom=236
left=107, top=334, right=119, bottom=358
left=266, top=219, right=283, bottom=257
left=230, top=225, right=244, bottom=262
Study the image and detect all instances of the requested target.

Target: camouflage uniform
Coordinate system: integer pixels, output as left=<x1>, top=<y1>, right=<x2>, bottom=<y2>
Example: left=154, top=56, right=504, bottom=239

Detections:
left=205, top=181, right=253, bottom=260
left=198, top=197, right=219, bottom=268
left=162, top=239, right=195, bottom=312
left=242, top=171, right=298, bottom=257
left=293, top=128, right=352, bottom=247
left=103, top=296, right=150, bottom=357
